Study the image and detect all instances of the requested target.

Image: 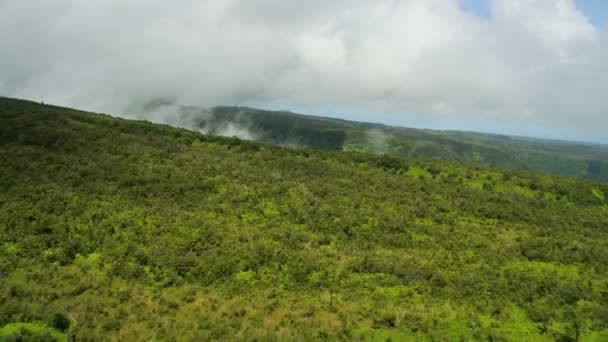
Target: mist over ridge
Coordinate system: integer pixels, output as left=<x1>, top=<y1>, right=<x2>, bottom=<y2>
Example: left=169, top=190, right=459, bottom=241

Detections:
left=1, top=0, right=608, bottom=142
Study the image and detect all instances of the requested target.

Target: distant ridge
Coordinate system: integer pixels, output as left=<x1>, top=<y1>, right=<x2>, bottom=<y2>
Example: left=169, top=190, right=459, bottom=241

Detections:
left=187, top=104, right=608, bottom=181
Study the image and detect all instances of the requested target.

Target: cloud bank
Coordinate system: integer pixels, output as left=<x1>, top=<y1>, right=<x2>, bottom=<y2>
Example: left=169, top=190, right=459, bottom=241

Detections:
left=0, top=0, right=607, bottom=142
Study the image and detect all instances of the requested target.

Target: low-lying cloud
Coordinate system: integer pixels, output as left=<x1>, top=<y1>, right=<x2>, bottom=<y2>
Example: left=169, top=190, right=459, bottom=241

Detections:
left=1, top=0, right=607, bottom=142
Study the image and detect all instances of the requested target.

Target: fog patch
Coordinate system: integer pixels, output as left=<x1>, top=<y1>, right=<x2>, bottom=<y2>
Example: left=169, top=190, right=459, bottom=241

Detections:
left=366, top=129, right=391, bottom=154
left=126, top=100, right=259, bottom=141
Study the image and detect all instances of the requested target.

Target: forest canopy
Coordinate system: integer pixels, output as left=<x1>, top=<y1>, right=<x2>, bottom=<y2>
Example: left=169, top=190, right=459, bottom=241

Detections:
left=1, top=97, right=608, bottom=341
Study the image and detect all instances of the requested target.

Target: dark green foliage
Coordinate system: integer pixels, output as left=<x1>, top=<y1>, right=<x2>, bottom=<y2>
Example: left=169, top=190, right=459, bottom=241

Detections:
left=50, top=313, right=70, bottom=332
left=1, top=97, right=608, bottom=340
left=196, top=105, right=608, bottom=181
left=195, top=106, right=348, bottom=150
left=586, top=160, right=608, bottom=181
left=374, top=154, right=409, bottom=172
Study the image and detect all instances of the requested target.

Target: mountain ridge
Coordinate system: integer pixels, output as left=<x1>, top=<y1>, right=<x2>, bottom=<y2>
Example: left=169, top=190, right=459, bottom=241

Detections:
left=4, top=96, right=608, bottom=181
left=177, top=104, right=608, bottom=181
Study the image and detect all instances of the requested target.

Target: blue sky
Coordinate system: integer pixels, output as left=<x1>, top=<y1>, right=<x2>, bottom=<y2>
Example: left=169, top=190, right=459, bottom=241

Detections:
left=460, top=0, right=608, bottom=26
left=576, top=0, right=608, bottom=26
left=459, top=0, right=492, bottom=19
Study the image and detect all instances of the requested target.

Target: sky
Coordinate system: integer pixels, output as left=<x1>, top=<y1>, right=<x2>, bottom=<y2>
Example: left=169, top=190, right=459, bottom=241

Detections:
left=1, top=0, right=607, bottom=143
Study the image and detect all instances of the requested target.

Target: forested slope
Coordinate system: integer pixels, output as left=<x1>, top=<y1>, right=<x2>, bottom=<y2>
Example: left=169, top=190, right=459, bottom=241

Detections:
left=1, top=97, right=608, bottom=341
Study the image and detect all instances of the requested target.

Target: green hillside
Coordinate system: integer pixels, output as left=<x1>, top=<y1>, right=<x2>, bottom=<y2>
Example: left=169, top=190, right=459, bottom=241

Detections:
left=183, top=105, right=608, bottom=181
left=1, top=97, right=608, bottom=341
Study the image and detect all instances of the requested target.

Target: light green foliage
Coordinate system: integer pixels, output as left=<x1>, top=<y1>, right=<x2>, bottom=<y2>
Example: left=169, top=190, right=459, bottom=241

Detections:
left=234, top=270, right=257, bottom=286
left=513, top=185, right=538, bottom=198
left=1, top=97, right=608, bottom=340
left=74, top=252, right=103, bottom=271
left=0, top=322, right=66, bottom=341
left=592, top=187, right=605, bottom=201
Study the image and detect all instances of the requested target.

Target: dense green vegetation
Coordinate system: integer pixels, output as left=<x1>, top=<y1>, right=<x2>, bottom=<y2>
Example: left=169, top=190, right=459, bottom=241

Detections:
left=188, top=105, right=608, bottom=181
left=1, top=97, right=608, bottom=340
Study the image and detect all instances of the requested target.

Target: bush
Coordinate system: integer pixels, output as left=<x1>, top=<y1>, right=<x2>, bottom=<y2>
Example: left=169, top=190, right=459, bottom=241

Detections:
left=50, top=313, right=70, bottom=332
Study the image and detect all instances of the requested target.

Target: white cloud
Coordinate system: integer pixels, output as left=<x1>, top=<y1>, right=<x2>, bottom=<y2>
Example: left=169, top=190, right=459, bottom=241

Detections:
left=0, top=0, right=606, bottom=142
